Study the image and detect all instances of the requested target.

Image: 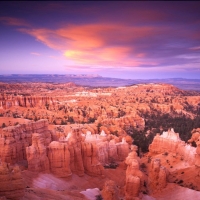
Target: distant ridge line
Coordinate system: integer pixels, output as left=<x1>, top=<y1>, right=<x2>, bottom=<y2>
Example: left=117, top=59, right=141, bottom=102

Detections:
left=0, top=74, right=200, bottom=91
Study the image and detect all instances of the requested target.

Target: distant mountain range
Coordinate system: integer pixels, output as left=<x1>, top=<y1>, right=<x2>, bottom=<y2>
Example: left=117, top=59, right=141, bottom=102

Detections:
left=0, top=74, right=200, bottom=91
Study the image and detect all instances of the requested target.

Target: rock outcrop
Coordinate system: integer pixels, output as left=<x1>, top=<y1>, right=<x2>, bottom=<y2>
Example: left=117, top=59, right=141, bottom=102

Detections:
left=125, top=145, right=144, bottom=200
left=66, top=129, right=85, bottom=176
left=0, top=95, right=54, bottom=109
left=188, top=128, right=200, bottom=145
left=148, top=128, right=200, bottom=193
left=26, top=133, right=50, bottom=172
left=98, top=115, right=145, bottom=133
left=48, top=141, right=72, bottom=177
left=0, top=118, right=131, bottom=179
left=149, top=129, right=196, bottom=165
left=0, top=162, right=25, bottom=200
left=82, top=142, right=104, bottom=176
left=148, top=158, right=168, bottom=194
left=188, top=128, right=200, bottom=167
left=195, top=136, right=200, bottom=167
left=101, top=180, right=119, bottom=200
left=0, top=119, right=51, bottom=164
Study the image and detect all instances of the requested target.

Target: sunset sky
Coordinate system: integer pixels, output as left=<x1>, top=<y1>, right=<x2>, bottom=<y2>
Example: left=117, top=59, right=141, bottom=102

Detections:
left=0, top=1, right=200, bottom=79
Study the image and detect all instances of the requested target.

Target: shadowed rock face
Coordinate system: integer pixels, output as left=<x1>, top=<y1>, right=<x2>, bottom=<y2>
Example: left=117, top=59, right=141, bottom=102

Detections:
left=0, top=162, right=25, bottom=200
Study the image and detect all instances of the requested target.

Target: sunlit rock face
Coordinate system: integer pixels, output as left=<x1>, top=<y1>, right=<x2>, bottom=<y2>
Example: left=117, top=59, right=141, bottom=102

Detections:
left=125, top=145, right=141, bottom=171
left=101, top=180, right=119, bottom=200
left=0, top=162, right=25, bottom=200
left=194, top=136, right=200, bottom=167
left=149, top=128, right=196, bottom=165
left=99, top=115, right=145, bottom=133
left=116, top=138, right=130, bottom=161
left=83, top=131, right=130, bottom=165
left=0, top=95, right=54, bottom=109
left=188, top=128, right=200, bottom=167
left=0, top=119, right=131, bottom=178
left=79, top=130, right=130, bottom=176
left=82, top=142, right=104, bottom=176
left=125, top=145, right=144, bottom=200
left=26, top=133, right=50, bottom=173
left=62, top=129, right=85, bottom=177
left=188, top=128, right=200, bottom=144
left=125, top=175, right=141, bottom=200
left=147, top=127, right=200, bottom=194
left=0, top=119, right=51, bottom=164
left=48, top=141, right=72, bottom=177
left=148, top=158, right=168, bottom=194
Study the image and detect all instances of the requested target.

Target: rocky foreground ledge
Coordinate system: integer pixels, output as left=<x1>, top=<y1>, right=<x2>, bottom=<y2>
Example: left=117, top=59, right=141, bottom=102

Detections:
left=0, top=120, right=200, bottom=199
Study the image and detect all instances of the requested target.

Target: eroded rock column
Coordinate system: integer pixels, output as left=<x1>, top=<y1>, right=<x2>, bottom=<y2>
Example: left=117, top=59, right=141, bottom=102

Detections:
left=0, top=162, right=25, bottom=200
left=101, top=180, right=119, bottom=200
left=48, top=141, right=72, bottom=177
left=148, top=158, right=168, bottom=194
left=125, top=145, right=144, bottom=200
left=26, top=133, right=49, bottom=172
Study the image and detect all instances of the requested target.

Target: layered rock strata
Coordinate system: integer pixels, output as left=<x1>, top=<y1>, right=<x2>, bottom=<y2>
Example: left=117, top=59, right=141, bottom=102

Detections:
left=194, top=136, right=200, bottom=167
left=98, top=115, right=145, bottom=132
left=148, top=158, right=168, bottom=194
left=66, top=130, right=85, bottom=176
left=26, top=133, right=50, bottom=172
left=48, top=141, right=72, bottom=177
left=0, top=119, right=131, bottom=178
left=125, top=145, right=144, bottom=200
left=25, top=127, right=130, bottom=177
left=0, top=119, right=51, bottom=164
left=0, top=96, right=54, bottom=109
left=101, top=180, right=119, bottom=200
left=149, top=129, right=195, bottom=165
left=0, top=162, right=25, bottom=200
left=188, top=129, right=200, bottom=167
left=82, top=142, right=104, bottom=176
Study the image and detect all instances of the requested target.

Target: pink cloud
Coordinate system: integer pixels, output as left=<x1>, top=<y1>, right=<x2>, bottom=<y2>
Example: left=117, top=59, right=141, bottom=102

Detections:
left=1, top=17, right=163, bottom=69
left=18, top=23, right=161, bottom=68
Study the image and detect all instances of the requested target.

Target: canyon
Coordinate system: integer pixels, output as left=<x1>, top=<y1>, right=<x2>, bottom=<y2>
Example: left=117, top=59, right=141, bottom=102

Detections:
left=0, top=82, right=200, bottom=199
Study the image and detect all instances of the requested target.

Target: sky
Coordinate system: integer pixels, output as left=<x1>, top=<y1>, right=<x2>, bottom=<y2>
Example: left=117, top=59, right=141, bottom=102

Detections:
left=0, top=1, right=200, bottom=79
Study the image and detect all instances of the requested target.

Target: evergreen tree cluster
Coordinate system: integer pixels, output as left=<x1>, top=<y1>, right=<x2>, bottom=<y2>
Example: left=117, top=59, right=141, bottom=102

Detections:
left=129, top=111, right=200, bottom=153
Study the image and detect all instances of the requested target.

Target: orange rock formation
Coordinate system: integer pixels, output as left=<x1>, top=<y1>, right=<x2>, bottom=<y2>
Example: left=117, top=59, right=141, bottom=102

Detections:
left=101, top=180, right=119, bottom=200
left=148, top=158, right=168, bottom=194
left=125, top=145, right=145, bottom=200
left=0, top=162, right=25, bottom=200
